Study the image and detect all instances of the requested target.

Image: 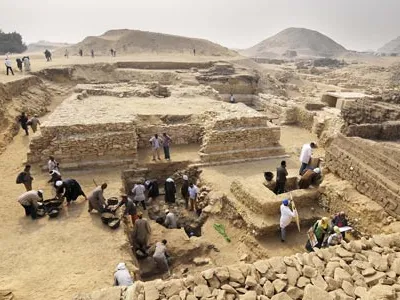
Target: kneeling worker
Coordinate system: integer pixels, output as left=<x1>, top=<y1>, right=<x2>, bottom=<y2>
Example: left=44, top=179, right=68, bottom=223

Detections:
left=114, top=262, right=134, bottom=286
left=153, top=239, right=170, bottom=275
left=17, top=190, right=43, bottom=219
left=280, top=199, right=297, bottom=242
left=298, top=168, right=322, bottom=189
left=164, top=209, right=177, bottom=229
left=88, top=183, right=107, bottom=213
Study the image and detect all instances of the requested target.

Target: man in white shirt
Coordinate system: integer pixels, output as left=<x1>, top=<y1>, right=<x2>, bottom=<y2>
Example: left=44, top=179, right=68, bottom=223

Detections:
left=229, top=94, right=236, bottom=103
left=299, top=142, right=317, bottom=175
left=164, top=209, right=177, bottom=229
left=48, top=156, right=59, bottom=172
left=153, top=239, right=170, bottom=274
left=149, top=134, right=162, bottom=161
left=188, top=182, right=198, bottom=212
left=5, top=57, right=14, bottom=76
left=132, top=183, right=146, bottom=210
left=280, top=199, right=297, bottom=242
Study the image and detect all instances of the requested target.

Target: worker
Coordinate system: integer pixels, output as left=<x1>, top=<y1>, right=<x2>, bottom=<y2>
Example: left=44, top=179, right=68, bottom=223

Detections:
left=17, top=190, right=43, bottom=219
left=327, top=226, right=343, bottom=246
left=48, top=169, right=62, bottom=185
left=188, top=182, right=198, bottom=211
left=16, top=164, right=34, bottom=191
left=29, top=114, right=41, bottom=133
left=115, top=194, right=137, bottom=225
left=164, top=209, right=177, bottom=229
left=153, top=239, right=170, bottom=275
left=56, top=179, right=87, bottom=205
left=132, top=212, right=151, bottom=251
left=279, top=199, right=297, bottom=242
left=275, top=160, right=288, bottom=194
left=298, top=168, right=322, bottom=189
left=48, top=156, right=59, bottom=172
left=149, top=134, right=162, bottom=161
left=181, top=175, right=189, bottom=208
left=18, top=112, right=29, bottom=136
left=306, top=217, right=331, bottom=251
left=299, top=142, right=317, bottom=175
left=114, top=262, right=133, bottom=286
left=164, top=178, right=176, bottom=203
left=332, top=211, right=348, bottom=238
left=131, top=182, right=146, bottom=210
left=87, top=183, right=107, bottom=213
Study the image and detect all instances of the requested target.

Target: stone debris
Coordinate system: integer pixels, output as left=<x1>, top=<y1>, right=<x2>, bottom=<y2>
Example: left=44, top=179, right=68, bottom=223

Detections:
left=74, top=233, right=400, bottom=300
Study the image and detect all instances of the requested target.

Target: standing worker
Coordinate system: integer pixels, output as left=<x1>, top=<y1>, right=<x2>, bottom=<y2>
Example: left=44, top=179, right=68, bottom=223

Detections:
left=17, top=190, right=43, bottom=219
left=299, top=142, right=317, bottom=175
left=23, top=56, right=31, bottom=72
left=16, top=165, right=34, bottom=191
left=132, top=212, right=151, bottom=251
left=131, top=182, right=146, bottom=210
left=164, top=178, right=176, bottom=204
left=279, top=199, right=297, bottom=242
left=275, top=160, right=288, bottom=194
left=29, top=114, right=41, bottom=133
left=149, top=134, right=162, bottom=161
left=91, top=49, right=94, bottom=58
left=47, top=156, right=59, bottom=172
left=115, top=194, right=137, bottom=225
left=188, top=182, right=198, bottom=212
left=88, top=183, right=107, bottom=213
left=56, top=179, right=87, bottom=205
left=18, top=112, right=29, bottom=136
left=5, top=56, right=14, bottom=75
left=16, top=58, right=23, bottom=72
left=181, top=175, right=189, bottom=209
left=162, top=133, right=172, bottom=161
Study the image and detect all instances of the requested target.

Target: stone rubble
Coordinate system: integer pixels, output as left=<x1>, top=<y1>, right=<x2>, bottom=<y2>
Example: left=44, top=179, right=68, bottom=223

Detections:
left=74, top=233, right=400, bottom=300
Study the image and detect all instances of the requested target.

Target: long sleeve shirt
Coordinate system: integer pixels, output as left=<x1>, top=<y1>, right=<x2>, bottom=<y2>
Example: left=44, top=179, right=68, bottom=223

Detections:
left=299, top=144, right=312, bottom=164
left=18, top=191, right=40, bottom=208
left=280, top=204, right=297, bottom=229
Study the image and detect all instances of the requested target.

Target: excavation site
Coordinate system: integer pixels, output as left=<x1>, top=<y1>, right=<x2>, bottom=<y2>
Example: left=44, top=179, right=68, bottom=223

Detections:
left=2, top=26, right=400, bottom=300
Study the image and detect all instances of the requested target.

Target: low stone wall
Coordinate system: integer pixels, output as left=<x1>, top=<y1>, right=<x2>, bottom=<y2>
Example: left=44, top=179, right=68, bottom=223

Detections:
left=346, top=121, right=400, bottom=140
left=116, top=61, right=213, bottom=70
left=28, top=122, right=138, bottom=167
left=283, top=106, right=316, bottom=130
left=74, top=233, right=400, bottom=300
left=325, top=135, right=400, bottom=218
left=136, top=124, right=203, bottom=148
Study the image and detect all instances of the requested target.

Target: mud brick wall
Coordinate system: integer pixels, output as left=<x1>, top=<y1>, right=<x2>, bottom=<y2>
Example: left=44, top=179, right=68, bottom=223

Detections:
left=282, top=105, right=316, bottom=130
left=136, top=124, right=203, bottom=148
left=342, top=98, right=400, bottom=125
left=325, top=135, right=400, bottom=217
left=346, top=121, right=400, bottom=140
left=28, top=122, right=138, bottom=164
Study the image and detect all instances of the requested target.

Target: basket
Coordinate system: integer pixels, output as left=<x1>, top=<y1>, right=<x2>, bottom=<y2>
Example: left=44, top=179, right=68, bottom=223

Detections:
left=48, top=209, right=60, bottom=218
left=101, top=212, right=115, bottom=224
left=108, top=218, right=121, bottom=229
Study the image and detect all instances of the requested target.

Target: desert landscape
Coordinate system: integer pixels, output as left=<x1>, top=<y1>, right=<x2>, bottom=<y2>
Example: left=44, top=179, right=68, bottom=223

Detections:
left=2, top=11, right=400, bottom=300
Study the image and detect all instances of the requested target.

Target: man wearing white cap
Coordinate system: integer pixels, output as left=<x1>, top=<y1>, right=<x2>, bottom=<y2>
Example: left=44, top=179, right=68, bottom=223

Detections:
left=17, top=190, right=43, bottom=219
left=114, top=262, right=134, bottom=286
left=298, top=167, right=322, bottom=189
left=56, top=179, right=87, bottom=204
left=164, top=209, right=177, bottom=229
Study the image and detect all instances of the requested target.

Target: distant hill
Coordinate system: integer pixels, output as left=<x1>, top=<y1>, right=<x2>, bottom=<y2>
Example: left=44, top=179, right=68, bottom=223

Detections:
left=26, top=41, right=71, bottom=53
left=57, top=29, right=236, bottom=56
left=378, top=36, right=400, bottom=54
left=241, top=27, right=347, bottom=58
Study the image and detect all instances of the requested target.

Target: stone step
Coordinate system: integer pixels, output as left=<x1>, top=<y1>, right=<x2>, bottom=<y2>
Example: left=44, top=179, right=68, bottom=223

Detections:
left=199, top=146, right=285, bottom=163
left=192, top=154, right=289, bottom=168
left=41, top=157, right=138, bottom=171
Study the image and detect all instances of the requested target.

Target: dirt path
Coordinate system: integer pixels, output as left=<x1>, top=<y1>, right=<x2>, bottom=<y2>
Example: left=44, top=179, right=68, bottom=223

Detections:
left=0, top=131, right=132, bottom=299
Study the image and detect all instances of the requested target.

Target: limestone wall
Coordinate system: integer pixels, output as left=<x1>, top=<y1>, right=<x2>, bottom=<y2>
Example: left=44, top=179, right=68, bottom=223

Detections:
left=136, top=124, right=203, bottom=148
left=28, top=122, right=138, bottom=168
left=346, top=121, right=400, bottom=140
left=74, top=232, right=400, bottom=300
left=325, top=135, right=400, bottom=218
left=199, top=116, right=285, bottom=164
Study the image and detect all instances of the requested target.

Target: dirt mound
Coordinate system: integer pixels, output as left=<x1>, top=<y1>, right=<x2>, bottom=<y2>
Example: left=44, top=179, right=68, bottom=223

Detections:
left=58, top=29, right=236, bottom=56
left=26, top=40, right=71, bottom=53
left=241, top=27, right=347, bottom=58
left=378, top=36, right=400, bottom=54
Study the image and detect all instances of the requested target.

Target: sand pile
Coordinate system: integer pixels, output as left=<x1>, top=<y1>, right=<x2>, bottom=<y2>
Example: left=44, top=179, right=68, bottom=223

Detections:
left=242, top=27, right=347, bottom=58
left=59, top=29, right=236, bottom=56
left=378, top=36, right=400, bottom=54
left=26, top=40, right=71, bottom=53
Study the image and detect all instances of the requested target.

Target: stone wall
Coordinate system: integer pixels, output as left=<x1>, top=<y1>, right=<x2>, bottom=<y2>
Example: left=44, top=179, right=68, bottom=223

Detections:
left=28, top=122, right=138, bottom=168
left=346, top=121, right=400, bottom=140
left=136, top=124, right=203, bottom=148
left=342, top=98, right=400, bottom=125
left=74, top=232, right=400, bottom=300
left=325, top=134, right=400, bottom=218
left=199, top=116, right=285, bottom=164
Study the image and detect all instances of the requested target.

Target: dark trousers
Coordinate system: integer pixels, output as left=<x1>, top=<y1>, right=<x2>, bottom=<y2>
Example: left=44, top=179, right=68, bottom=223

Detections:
left=135, top=200, right=146, bottom=210
left=163, top=146, right=170, bottom=160
left=299, top=162, right=308, bottom=175
left=6, top=66, right=14, bottom=75
left=21, top=125, right=29, bottom=136
left=274, top=181, right=286, bottom=194
left=22, top=204, right=37, bottom=219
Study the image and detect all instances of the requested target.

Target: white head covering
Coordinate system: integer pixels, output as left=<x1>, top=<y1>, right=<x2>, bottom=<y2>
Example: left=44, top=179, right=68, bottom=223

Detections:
left=183, top=175, right=188, bottom=181
left=116, top=262, right=126, bottom=271
left=38, top=189, right=44, bottom=195
left=314, top=168, right=321, bottom=174
left=166, top=178, right=174, bottom=182
left=50, top=170, right=61, bottom=176
left=55, top=180, right=63, bottom=187
left=165, top=209, right=170, bottom=214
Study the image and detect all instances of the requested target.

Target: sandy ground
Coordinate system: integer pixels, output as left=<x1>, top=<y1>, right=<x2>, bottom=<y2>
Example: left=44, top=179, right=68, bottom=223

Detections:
left=0, top=53, right=241, bottom=84
left=0, top=124, right=133, bottom=299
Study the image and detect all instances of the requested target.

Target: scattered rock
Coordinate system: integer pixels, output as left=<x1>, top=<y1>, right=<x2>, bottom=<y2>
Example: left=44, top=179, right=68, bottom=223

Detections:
left=272, top=279, right=286, bottom=293
left=296, top=277, right=310, bottom=288
left=341, top=280, right=355, bottom=297
left=362, top=268, right=376, bottom=276
left=215, top=267, right=230, bottom=282
left=303, top=266, right=317, bottom=278
left=333, top=268, right=352, bottom=285
left=311, top=275, right=328, bottom=291
left=286, top=286, right=303, bottom=300
left=286, top=267, right=300, bottom=287
left=270, top=292, right=292, bottom=300
left=367, top=284, right=396, bottom=300
left=253, top=261, right=269, bottom=274
left=240, top=291, right=257, bottom=300
left=228, top=267, right=245, bottom=283
left=303, top=284, right=334, bottom=300
left=263, top=281, right=274, bottom=298
left=245, top=276, right=258, bottom=288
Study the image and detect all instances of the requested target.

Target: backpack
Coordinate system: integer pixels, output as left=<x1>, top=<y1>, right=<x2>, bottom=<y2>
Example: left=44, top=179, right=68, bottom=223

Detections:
left=16, top=172, right=25, bottom=184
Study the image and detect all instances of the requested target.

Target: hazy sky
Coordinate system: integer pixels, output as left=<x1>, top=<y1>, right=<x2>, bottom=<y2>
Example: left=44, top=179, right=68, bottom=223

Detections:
left=1, top=0, right=399, bottom=51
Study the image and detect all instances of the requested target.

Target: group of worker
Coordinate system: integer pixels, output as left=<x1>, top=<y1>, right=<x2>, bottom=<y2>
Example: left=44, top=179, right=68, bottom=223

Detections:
left=17, top=112, right=41, bottom=136
left=4, top=55, right=31, bottom=75
left=274, top=142, right=322, bottom=195
left=149, top=133, right=172, bottom=161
